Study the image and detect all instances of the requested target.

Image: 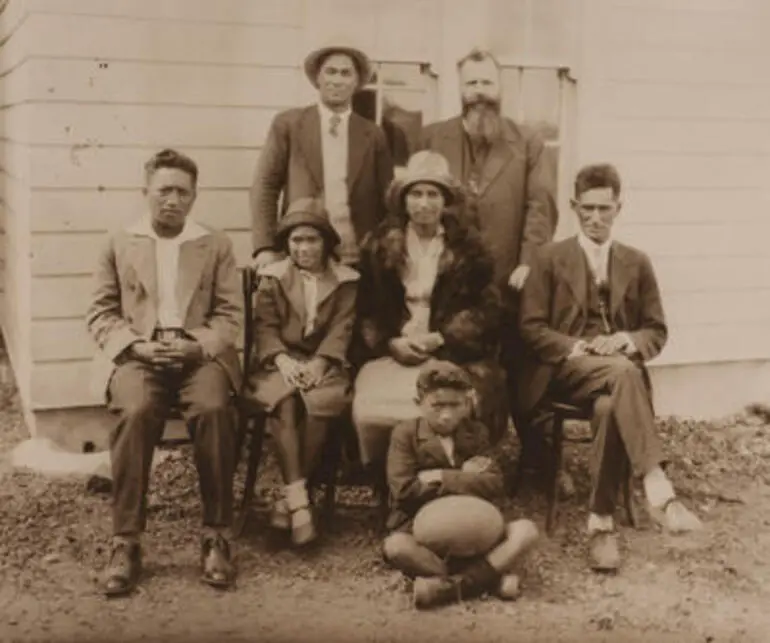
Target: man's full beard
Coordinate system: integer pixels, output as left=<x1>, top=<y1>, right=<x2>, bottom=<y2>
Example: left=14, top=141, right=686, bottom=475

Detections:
left=462, top=97, right=503, bottom=148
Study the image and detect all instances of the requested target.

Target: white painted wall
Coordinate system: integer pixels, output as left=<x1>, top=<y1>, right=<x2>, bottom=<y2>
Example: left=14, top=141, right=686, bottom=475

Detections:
left=0, top=0, right=34, bottom=415
left=570, top=0, right=770, bottom=416
left=3, top=0, right=769, bottom=419
left=19, top=0, right=305, bottom=408
left=16, top=0, right=445, bottom=410
left=574, top=0, right=770, bottom=370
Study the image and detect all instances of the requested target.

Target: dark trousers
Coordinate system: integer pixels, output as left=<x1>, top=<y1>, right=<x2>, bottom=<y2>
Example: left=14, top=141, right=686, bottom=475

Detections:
left=500, top=293, right=546, bottom=465
left=553, top=355, right=663, bottom=515
left=107, top=359, right=236, bottom=536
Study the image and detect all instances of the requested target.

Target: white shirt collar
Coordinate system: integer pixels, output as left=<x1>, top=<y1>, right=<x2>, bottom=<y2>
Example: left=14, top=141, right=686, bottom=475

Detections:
left=577, top=231, right=612, bottom=283
left=577, top=230, right=612, bottom=256
left=129, top=215, right=209, bottom=243
left=437, top=434, right=455, bottom=466
left=317, top=101, right=352, bottom=127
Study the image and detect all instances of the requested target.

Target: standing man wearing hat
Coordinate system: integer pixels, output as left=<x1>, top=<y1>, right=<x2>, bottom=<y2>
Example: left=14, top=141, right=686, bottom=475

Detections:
left=250, top=41, right=394, bottom=271
left=420, top=47, right=558, bottom=479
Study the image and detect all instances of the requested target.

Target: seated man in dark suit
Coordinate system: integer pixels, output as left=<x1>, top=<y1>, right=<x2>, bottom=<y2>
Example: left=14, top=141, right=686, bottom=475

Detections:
left=86, top=149, right=243, bottom=596
left=519, top=163, right=701, bottom=573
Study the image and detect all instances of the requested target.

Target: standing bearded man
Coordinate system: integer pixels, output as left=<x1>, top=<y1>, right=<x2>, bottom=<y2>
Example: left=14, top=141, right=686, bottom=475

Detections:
left=421, top=48, right=558, bottom=477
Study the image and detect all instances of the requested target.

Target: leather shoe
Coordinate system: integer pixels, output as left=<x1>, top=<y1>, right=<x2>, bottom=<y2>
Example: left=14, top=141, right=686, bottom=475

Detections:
left=588, top=531, right=621, bottom=573
left=200, top=534, right=235, bottom=589
left=413, top=576, right=460, bottom=610
left=496, top=574, right=521, bottom=601
left=649, top=498, right=703, bottom=534
left=103, top=540, right=141, bottom=597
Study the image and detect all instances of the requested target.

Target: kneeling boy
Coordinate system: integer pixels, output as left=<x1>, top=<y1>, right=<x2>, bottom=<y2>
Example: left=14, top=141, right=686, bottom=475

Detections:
left=382, top=361, right=539, bottom=609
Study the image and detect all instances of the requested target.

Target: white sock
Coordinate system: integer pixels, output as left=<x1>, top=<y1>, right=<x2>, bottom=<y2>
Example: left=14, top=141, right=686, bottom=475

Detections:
left=643, top=466, right=675, bottom=509
left=285, top=480, right=309, bottom=511
left=587, top=513, right=615, bottom=535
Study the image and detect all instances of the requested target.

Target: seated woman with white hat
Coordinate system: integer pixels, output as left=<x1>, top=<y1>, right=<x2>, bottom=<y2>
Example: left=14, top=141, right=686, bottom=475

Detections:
left=352, top=151, right=509, bottom=475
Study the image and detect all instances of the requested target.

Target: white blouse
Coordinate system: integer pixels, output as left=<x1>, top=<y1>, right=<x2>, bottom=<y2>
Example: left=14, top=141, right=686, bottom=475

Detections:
left=299, top=269, right=320, bottom=337
left=400, top=224, right=445, bottom=338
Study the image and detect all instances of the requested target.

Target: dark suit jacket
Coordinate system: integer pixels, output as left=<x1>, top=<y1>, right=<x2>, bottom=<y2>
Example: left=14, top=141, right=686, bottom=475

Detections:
left=250, top=105, right=394, bottom=255
left=518, top=236, right=668, bottom=415
left=386, top=417, right=504, bottom=531
left=421, top=116, right=557, bottom=286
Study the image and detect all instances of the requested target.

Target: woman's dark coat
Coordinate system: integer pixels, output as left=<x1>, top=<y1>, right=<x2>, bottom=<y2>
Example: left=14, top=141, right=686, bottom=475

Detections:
left=355, top=212, right=509, bottom=442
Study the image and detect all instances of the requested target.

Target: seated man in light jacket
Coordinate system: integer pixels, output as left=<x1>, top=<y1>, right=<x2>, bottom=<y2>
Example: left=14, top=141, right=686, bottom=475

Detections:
left=86, top=149, right=243, bottom=597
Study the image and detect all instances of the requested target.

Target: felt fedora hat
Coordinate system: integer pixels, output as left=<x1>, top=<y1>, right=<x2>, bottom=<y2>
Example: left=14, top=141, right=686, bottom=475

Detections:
left=390, top=151, right=459, bottom=210
left=275, top=197, right=341, bottom=250
left=304, top=39, right=373, bottom=89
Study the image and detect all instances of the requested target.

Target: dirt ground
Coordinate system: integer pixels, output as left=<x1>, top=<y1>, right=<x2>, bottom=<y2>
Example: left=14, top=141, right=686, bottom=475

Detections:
left=1, top=344, right=769, bottom=643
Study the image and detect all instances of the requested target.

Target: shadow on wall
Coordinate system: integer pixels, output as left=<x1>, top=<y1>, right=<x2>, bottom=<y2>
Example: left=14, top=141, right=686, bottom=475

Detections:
left=352, top=89, right=416, bottom=167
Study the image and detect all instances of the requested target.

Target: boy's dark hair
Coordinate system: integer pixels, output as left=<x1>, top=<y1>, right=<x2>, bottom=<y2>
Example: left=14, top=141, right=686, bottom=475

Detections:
left=574, top=163, right=621, bottom=199
left=416, top=361, right=473, bottom=399
left=144, top=148, right=199, bottom=187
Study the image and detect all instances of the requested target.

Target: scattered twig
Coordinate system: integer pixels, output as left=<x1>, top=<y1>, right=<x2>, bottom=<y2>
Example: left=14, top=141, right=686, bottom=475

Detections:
left=678, top=488, right=746, bottom=505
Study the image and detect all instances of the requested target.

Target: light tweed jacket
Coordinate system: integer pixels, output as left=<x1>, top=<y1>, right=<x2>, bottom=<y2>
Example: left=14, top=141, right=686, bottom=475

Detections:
left=85, top=218, right=243, bottom=399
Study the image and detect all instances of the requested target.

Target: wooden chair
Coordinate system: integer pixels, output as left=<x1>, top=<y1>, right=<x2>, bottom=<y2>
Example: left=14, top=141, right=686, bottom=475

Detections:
left=545, top=399, right=637, bottom=536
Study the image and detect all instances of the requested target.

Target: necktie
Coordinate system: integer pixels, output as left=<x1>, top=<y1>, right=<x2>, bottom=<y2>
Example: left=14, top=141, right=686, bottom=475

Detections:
left=329, top=114, right=341, bottom=137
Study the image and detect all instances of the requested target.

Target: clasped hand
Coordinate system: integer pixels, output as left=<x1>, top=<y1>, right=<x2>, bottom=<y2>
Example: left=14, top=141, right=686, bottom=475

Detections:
left=389, top=332, right=444, bottom=366
left=417, top=456, right=491, bottom=486
left=417, top=469, right=443, bottom=485
left=570, top=333, right=630, bottom=359
left=130, top=339, right=203, bottom=370
left=275, top=354, right=328, bottom=391
left=461, top=455, right=493, bottom=473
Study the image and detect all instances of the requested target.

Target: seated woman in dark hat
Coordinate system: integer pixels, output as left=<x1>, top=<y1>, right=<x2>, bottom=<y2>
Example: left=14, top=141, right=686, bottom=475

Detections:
left=247, top=198, right=359, bottom=546
left=352, top=151, right=508, bottom=472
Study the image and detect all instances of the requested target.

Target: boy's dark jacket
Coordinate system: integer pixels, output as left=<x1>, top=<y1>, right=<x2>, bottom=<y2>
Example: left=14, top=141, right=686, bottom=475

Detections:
left=386, top=417, right=504, bottom=531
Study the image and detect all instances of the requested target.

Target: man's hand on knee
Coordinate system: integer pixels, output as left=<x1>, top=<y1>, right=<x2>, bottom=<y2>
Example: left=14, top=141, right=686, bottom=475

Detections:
left=586, top=333, right=631, bottom=357
left=567, top=340, right=590, bottom=360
